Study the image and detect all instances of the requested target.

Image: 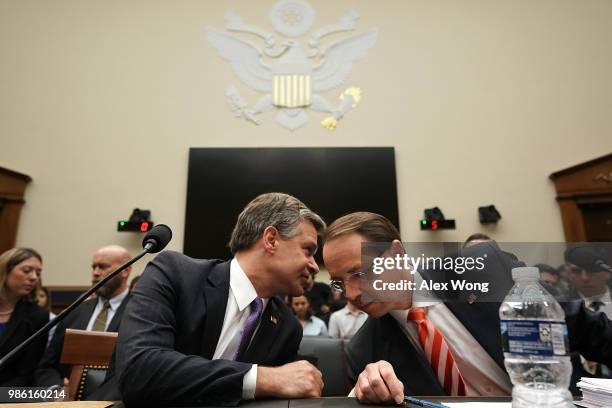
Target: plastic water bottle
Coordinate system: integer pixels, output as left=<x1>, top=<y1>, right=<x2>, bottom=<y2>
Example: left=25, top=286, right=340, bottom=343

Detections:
left=499, top=266, right=573, bottom=407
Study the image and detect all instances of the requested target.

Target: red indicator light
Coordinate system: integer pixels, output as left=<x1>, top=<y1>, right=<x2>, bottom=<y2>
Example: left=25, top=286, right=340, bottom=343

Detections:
left=431, top=220, right=439, bottom=230
left=140, top=222, right=149, bottom=232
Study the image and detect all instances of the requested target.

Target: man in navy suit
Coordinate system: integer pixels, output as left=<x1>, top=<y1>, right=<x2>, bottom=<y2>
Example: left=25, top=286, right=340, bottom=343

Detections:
left=95, top=193, right=326, bottom=406
left=322, top=212, right=612, bottom=404
left=36, top=245, right=133, bottom=387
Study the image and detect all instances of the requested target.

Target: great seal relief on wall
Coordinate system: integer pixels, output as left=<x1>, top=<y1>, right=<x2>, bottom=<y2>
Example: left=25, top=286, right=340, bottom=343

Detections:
left=207, top=0, right=379, bottom=131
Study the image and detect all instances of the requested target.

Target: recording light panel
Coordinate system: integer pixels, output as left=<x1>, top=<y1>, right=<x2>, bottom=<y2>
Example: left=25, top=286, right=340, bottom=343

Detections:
left=117, top=220, right=154, bottom=232
left=420, top=206, right=456, bottom=230
left=118, top=208, right=153, bottom=232
left=420, top=219, right=456, bottom=230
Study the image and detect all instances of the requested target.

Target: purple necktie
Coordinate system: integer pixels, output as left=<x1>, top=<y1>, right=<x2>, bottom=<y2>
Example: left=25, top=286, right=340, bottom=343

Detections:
left=235, top=297, right=263, bottom=361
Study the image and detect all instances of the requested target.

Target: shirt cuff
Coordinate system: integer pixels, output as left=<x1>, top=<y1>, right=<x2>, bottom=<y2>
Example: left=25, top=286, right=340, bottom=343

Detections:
left=242, top=364, right=258, bottom=399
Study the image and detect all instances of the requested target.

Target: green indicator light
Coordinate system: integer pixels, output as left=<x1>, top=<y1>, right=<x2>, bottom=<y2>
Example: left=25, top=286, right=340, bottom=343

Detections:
left=421, top=219, right=427, bottom=225
left=120, top=221, right=126, bottom=226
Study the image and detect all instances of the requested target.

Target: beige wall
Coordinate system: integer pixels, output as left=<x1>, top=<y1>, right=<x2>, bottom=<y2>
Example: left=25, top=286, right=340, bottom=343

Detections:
left=1, top=0, right=611, bottom=286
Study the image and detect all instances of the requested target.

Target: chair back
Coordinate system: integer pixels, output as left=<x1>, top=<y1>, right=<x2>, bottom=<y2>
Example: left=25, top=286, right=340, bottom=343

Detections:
left=297, top=336, right=351, bottom=396
left=60, top=328, right=118, bottom=401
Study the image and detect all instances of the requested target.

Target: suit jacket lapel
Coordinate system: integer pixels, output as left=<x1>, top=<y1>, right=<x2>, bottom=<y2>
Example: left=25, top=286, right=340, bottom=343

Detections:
left=242, top=298, right=282, bottom=362
left=77, top=299, right=98, bottom=330
left=0, top=300, right=27, bottom=350
left=107, top=294, right=130, bottom=332
left=201, top=261, right=231, bottom=359
left=445, top=301, right=505, bottom=368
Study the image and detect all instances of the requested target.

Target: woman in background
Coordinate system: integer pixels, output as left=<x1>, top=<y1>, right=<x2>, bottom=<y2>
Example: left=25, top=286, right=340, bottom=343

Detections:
left=289, top=294, right=328, bottom=336
left=0, top=248, right=49, bottom=385
left=36, top=287, right=51, bottom=310
left=36, top=286, right=56, bottom=345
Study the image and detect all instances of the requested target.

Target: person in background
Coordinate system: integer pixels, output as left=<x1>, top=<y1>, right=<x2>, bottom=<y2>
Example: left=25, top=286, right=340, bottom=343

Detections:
left=0, top=248, right=49, bottom=386
left=36, top=287, right=51, bottom=310
left=329, top=290, right=347, bottom=314
left=462, top=233, right=492, bottom=249
left=290, top=294, right=328, bottom=336
left=564, top=245, right=612, bottom=381
left=566, top=245, right=612, bottom=316
left=303, top=269, right=332, bottom=324
left=535, top=263, right=569, bottom=298
left=328, top=299, right=367, bottom=341
left=558, top=263, right=572, bottom=287
left=36, top=245, right=132, bottom=388
left=36, top=287, right=57, bottom=345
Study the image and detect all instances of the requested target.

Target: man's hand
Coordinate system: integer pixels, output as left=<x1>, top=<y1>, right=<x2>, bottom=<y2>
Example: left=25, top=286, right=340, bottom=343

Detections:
left=354, top=360, right=404, bottom=404
left=256, top=360, right=323, bottom=399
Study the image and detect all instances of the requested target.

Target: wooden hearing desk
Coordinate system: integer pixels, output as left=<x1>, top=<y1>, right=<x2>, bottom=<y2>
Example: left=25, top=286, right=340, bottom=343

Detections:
left=0, top=397, right=516, bottom=408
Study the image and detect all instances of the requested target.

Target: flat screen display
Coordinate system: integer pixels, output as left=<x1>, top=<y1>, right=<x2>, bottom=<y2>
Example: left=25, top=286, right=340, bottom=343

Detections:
left=184, top=147, right=399, bottom=262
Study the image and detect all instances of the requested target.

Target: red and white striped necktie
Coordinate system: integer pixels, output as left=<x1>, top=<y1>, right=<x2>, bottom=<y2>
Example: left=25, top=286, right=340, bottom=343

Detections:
left=407, top=307, right=467, bottom=396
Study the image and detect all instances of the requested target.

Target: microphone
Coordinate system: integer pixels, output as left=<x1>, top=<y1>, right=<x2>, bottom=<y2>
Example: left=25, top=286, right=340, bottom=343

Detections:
left=596, top=259, right=612, bottom=274
left=0, top=224, right=173, bottom=368
left=565, top=245, right=612, bottom=273
left=143, top=224, right=172, bottom=253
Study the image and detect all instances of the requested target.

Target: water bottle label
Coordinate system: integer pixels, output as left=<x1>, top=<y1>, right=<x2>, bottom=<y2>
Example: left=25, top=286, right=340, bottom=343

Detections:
left=500, top=320, right=569, bottom=356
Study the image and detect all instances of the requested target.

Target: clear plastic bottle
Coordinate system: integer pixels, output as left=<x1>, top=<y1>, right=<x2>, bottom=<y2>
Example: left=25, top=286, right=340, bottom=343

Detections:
left=499, top=266, right=573, bottom=407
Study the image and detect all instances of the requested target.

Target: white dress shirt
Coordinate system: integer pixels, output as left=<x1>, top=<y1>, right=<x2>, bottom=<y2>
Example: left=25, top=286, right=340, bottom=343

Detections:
left=348, top=268, right=512, bottom=399
left=348, top=300, right=511, bottom=398
left=212, top=258, right=269, bottom=400
left=47, top=312, right=57, bottom=345
left=390, top=301, right=512, bottom=396
left=581, top=288, right=612, bottom=318
left=86, top=288, right=129, bottom=331
left=328, top=306, right=368, bottom=340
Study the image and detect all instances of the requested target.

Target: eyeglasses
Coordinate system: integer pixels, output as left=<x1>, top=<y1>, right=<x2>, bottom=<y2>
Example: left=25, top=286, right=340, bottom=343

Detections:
left=330, top=270, right=367, bottom=293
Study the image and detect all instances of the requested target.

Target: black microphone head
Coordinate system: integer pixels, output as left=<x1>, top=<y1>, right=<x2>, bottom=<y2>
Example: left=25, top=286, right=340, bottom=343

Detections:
left=143, top=224, right=172, bottom=253
left=564, top=245, right=611, bottom=273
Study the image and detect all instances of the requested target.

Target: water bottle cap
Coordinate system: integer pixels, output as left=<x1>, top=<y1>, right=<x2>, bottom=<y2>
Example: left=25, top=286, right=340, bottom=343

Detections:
left=512, top=266, right=540, bottom=281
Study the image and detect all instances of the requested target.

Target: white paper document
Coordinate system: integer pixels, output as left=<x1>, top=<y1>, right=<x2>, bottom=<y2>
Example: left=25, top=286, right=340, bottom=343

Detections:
left=576, top=377, right=612, bottom=408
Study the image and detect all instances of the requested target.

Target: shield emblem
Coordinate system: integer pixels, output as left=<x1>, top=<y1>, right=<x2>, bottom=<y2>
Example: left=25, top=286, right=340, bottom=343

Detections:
left=273, top=74, right=311, bottom=108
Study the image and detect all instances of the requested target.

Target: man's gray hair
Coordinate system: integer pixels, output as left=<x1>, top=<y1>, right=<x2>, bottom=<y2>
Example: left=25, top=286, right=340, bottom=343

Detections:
left=228, top=192, right=326, bottom=254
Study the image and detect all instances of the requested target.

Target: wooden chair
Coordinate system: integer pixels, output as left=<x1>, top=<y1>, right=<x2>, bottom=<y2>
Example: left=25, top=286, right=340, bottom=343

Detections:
left=60, top=328, right=118, bottom=401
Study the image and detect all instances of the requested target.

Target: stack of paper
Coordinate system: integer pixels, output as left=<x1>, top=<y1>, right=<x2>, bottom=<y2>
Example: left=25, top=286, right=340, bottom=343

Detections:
left=576, top=377, right=612, bottom=408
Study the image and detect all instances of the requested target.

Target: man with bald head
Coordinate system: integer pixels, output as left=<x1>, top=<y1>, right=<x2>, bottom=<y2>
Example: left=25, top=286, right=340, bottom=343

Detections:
left=35, top=245, right=133, bottom=388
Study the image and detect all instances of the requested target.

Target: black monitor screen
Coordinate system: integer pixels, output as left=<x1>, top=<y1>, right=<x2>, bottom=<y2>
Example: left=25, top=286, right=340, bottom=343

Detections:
left=184, top=147, right=399, bottom=262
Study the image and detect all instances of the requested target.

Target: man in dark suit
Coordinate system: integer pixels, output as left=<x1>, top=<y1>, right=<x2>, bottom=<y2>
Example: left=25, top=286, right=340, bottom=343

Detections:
left=94, top=193, right=325, bottom=406
left=565, top=245, right=612, bottom=316
left=35, top=245, right=132, bottom=387
left=322, top=212, right=612, bottom=404
left=563, top=245, right=612, bottom=386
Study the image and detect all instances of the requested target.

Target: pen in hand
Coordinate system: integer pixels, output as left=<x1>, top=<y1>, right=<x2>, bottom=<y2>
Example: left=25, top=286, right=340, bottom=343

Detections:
left=404, top=396, right=449, bottom=408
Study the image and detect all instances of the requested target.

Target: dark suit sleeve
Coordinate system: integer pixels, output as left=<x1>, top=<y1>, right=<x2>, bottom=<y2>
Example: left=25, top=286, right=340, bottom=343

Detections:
left=115, top=253, right=253, bottom=407
left=565, top=300, right=612, bottom=366
left=345, top=317, right=376, bottom=385
left=3, top=306, right=49, bottom=387
left=283, top=314, right=303, bottom=365
left=35, top=318, right=69, bottom=387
